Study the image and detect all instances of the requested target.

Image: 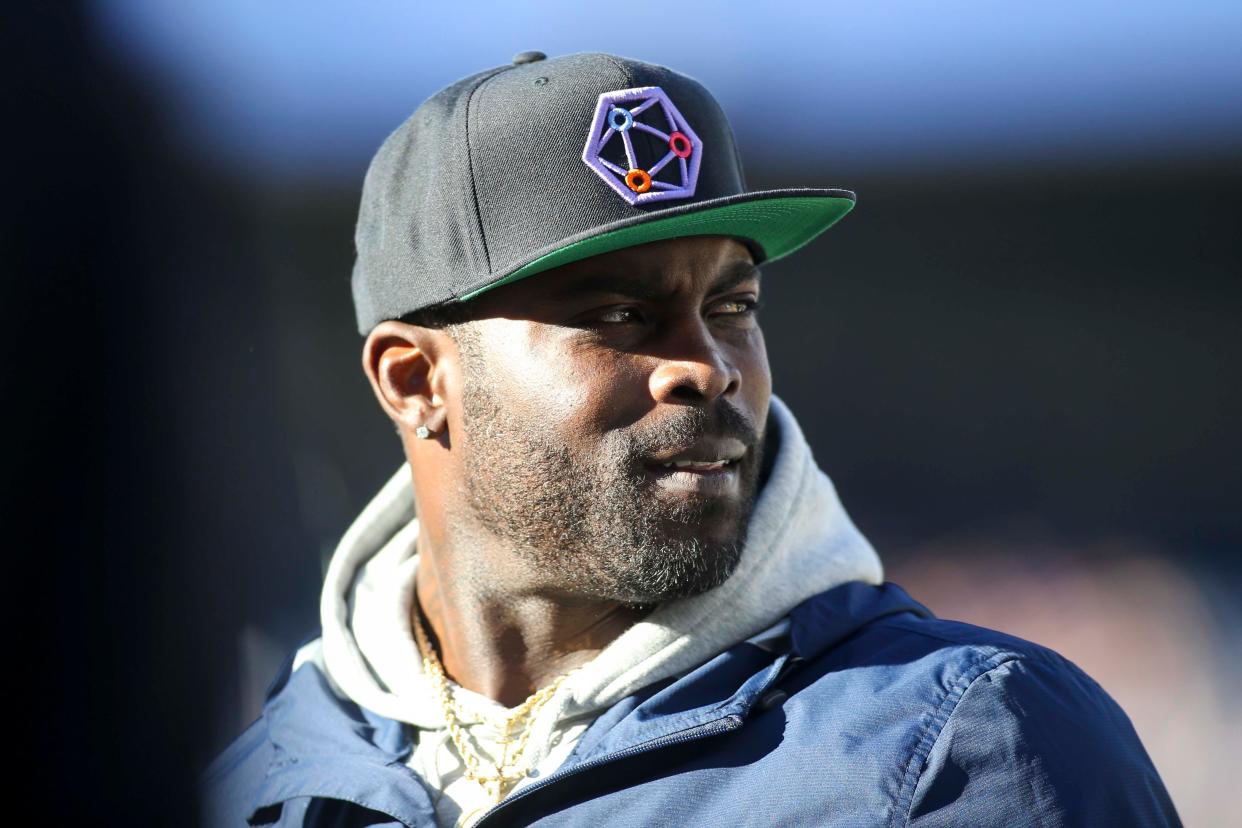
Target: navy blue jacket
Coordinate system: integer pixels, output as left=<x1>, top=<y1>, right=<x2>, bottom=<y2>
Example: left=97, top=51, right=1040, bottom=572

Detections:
left=201, top=582, right=1180, bottom=827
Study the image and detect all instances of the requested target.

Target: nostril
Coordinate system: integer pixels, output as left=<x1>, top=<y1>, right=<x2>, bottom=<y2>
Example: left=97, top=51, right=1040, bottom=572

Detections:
left=670, top=382, right=706, bottom=400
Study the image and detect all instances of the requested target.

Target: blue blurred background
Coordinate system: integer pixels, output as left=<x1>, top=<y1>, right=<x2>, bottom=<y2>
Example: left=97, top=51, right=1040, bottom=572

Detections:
left=91, top=0, right=1242, bottom=177
left=8, top=2, right=1239, bottom=824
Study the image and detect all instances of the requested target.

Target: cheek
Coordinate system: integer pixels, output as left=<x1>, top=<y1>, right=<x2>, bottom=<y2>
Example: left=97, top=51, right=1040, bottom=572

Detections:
left=481, top=321, right=635, bottom=433
left=737, top=327, right=772, bottom=418
left=557, top=341, right=652, bottom=434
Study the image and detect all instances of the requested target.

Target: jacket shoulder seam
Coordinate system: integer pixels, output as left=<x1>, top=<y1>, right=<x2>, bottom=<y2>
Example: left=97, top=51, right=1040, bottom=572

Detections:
left=873, top=616, right=1059, bottom=665
left=892, top=651, right=1020, bottom=828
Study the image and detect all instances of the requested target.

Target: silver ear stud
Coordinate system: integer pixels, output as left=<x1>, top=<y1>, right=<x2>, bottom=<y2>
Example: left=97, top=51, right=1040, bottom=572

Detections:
left=416, top=426, right=432, bottom=439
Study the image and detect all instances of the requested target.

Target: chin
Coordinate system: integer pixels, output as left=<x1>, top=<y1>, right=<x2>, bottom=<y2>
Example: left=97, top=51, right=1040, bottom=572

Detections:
left=589, top=536, right=746, bottom=606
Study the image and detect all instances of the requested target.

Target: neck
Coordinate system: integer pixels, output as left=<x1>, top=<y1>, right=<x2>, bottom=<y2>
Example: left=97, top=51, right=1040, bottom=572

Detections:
left=413, top=523, right=648, bottom=707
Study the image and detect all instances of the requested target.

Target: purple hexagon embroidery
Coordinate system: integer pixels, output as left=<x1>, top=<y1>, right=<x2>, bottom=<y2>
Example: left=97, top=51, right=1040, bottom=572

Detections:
left=582, top=86, right=703, bottom=205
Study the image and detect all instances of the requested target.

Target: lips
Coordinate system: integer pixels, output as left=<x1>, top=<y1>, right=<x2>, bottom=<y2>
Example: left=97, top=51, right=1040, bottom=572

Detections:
left=642, top=437, right=749, bottom=496
left=659, top=458, right=735, bottom=472
left=645, top=437, right=748, bottom=470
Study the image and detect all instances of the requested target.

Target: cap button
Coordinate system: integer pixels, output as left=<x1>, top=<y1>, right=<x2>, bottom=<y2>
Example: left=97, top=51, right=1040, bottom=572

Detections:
left=512, top=50, right=547, bottom=65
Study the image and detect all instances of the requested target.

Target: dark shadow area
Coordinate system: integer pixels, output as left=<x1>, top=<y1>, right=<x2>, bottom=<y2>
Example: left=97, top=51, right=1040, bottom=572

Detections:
left=7, top=5, right=320, bottom=823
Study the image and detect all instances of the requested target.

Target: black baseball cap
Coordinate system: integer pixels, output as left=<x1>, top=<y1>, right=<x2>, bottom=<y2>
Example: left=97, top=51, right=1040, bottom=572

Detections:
left=351, top=50, right=855, bottom=334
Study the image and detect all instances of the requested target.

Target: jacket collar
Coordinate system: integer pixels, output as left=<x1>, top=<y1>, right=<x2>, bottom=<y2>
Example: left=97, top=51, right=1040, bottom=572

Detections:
left=790, top=580, right=929, bottom=656
left=247, top=581, right=929, bottom=825
left=247, top=666, right=436, bottom=826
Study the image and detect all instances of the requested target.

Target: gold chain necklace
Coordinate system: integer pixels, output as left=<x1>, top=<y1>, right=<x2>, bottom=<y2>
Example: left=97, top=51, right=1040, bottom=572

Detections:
left=411, top=607, right=575, bottom=804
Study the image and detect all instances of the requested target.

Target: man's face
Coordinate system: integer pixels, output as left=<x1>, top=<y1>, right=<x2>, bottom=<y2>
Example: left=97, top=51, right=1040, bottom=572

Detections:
left=446, top=235, right=771, bottom=604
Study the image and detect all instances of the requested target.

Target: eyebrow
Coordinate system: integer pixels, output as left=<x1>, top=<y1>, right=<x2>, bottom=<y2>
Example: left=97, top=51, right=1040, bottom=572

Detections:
left=555, top=259, right=762, bottom=302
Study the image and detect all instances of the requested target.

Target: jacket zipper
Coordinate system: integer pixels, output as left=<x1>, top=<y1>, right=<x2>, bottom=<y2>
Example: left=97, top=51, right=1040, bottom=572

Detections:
left=470, top=713, right=745, bottom=827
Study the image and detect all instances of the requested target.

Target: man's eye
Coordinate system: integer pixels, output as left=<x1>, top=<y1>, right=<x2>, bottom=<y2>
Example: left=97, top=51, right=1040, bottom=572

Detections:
left=597, top=307, right=643, bottom=324
left=712, top=298, right=760, bottom=316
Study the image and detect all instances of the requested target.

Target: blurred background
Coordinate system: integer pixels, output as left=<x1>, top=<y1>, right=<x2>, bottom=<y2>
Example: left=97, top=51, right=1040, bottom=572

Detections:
left=7, top=1, right=1239, bottom=824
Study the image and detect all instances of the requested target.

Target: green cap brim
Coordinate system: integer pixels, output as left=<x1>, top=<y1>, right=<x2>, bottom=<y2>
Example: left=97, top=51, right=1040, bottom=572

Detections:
left=457, top=189, right=855, bottom=302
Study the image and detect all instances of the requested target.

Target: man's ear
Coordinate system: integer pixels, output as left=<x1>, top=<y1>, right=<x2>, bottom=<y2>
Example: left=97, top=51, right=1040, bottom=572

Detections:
left=362, top=320, right=450, bottom=436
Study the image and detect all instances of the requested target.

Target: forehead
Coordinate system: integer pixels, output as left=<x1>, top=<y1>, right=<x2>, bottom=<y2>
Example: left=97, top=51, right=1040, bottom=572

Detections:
left=474, top=235, right=759, bottom=313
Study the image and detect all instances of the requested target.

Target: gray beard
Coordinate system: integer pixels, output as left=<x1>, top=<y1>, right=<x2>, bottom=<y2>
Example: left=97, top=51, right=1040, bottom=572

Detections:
left=454, top=366, right=763, bottom=605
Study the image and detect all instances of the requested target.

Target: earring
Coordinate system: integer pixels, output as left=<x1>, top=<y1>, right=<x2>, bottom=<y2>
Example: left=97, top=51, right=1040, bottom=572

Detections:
left=415, top=425, right=433, bottom=439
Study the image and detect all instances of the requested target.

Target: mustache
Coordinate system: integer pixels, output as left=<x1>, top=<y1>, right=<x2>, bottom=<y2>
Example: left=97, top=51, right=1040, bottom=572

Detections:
left=626, top=401, right=760, bottom=460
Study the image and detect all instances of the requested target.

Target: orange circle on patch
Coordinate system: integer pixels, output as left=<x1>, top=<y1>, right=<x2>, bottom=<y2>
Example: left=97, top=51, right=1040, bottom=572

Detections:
left=624, top=168, right=652, bottom=193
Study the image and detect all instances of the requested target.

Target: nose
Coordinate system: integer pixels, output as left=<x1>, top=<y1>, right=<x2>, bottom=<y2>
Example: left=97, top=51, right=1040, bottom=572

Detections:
left=648, top=318, right=741, bottom=404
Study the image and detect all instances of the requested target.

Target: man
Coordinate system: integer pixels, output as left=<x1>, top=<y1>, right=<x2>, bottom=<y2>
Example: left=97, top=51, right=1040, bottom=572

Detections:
left=202, top=51, right=1179, bottom=827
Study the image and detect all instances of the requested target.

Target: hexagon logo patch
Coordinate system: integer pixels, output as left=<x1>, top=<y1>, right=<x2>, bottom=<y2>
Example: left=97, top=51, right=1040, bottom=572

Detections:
left=582, top=86, right=703, bottom=205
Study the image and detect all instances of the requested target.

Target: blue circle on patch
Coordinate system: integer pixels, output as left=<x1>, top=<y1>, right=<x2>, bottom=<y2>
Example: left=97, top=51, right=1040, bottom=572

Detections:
left=608, top=107, right=634, bottom=131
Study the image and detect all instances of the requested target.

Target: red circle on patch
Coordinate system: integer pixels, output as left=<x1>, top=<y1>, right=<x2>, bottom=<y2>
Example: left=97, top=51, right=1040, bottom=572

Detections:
left=669, top=132, right=692, bottom=159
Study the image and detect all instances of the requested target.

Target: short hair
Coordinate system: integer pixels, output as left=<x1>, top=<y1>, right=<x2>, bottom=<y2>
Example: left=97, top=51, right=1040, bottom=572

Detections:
left=396, top=300, right=481, bottom=360
left=397, top=299, right=475, bottom=330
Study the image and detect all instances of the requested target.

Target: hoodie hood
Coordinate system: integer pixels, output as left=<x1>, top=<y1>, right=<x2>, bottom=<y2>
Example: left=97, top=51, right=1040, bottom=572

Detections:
left=317, top=394, right=883, bottom=732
